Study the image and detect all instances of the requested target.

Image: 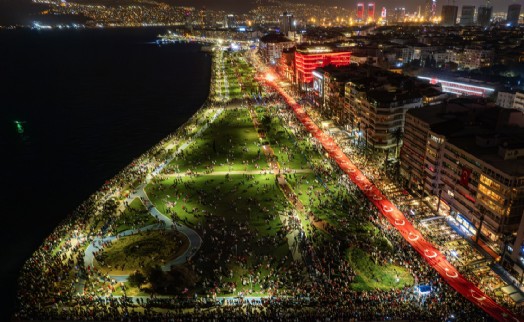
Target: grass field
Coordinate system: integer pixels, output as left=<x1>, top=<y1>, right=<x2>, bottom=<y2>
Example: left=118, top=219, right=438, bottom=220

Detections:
left=95, top=230, right=189, bottom=275
left=113, top=198, right=158, bottom=233
left=348, top=248, right=414, bottom=291
left=109, top=51, right=414, bottom=296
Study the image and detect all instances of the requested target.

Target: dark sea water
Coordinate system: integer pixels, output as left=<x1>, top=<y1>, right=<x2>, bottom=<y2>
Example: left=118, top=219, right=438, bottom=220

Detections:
left=0, top=27, right=211, bottom=317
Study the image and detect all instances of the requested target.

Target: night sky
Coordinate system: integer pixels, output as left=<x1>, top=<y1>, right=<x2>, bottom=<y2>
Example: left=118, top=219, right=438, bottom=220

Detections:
left=0, top=0, right=521, bottom=25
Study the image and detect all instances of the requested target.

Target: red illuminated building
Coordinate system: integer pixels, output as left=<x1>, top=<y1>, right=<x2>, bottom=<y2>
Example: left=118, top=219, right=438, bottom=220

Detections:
left=294, top=46, right=351, bottom=87
left=368, top=2, right=375, bottom=21
left=357, top=3, right=365, bottom=20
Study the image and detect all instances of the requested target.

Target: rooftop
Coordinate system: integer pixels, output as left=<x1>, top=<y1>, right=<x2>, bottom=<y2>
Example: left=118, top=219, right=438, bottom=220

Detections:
left=407, top=99, right=524, bottom=176
left=260, top=33, right=292, bottom=43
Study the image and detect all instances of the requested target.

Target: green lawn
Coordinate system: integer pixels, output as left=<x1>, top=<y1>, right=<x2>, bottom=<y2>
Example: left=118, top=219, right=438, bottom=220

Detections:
left=347, top=248, right=414, bottom=291
left=253, top=99, right=415, bottom=292
left=114, top=198, right=157, bottom=233
left=165, top=109, right=264, bottom=173
left=92, top=50, right=415, bottom=298
left=95, top=230, right=189, bottom=274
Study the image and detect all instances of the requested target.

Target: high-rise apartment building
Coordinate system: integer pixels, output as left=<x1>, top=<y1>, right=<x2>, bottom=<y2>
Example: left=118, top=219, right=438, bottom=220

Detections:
left=460, top=5, right=475, bottom=26
left=477, top=6, right=493, bottom=27
left=441, top=5, right=458, bottom=26
left=280, top=11, right=294, bottom=36
left=393, top=7, right=406, bottom=23
left=344, top=67, right=424, bottom=151
left=401, top=100, right=524, bottom=251
left=507, top=4, right=521, bottom=26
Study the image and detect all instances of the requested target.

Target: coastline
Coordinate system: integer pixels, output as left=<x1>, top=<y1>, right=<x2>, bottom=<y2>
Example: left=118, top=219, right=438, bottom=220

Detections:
left=10, top=38, right=217, bottom=319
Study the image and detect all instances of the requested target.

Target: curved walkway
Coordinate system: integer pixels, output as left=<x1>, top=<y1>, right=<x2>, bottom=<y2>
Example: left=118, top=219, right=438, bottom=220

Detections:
left=81, top=107, right=225, bottom=287
left=263, top=78, right=519, bottom=322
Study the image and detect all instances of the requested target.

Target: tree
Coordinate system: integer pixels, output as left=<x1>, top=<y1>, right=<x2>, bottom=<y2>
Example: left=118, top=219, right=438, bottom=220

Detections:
left=128, top=271, right=146, bottom=288
left=145, top=265, right=166, bottom=292
left=261, top=114, right=272, bottom=133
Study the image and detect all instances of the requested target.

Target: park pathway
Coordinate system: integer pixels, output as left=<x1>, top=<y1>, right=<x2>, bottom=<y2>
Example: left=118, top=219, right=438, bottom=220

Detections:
left=163, top=169, right=313, bottom=177
left=80, top=107, right=225, bottom=290
left=246, top=106, right=332, bottom=262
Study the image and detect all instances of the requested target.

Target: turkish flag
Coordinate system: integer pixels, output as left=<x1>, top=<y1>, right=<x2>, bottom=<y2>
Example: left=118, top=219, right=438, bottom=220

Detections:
left=460, top=167, right=472, bottom=187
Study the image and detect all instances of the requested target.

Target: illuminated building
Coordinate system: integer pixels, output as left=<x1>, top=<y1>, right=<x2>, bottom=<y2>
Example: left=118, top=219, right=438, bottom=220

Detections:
left=417, top=76, right=495, bottom=98
left=259, top=33, right=294, bottom=65
left=311, top=65, right=359, bottom=124
left=424, top=0, right=437, bottom=20
left=357, top=3, right=365, bottom=21
left=294, top=45, right=351, bottom=87
left=477, top=6, right=493, bottom=27
left=280, top=11, right=294, bottom=37
left=367, top=3, right=375, bottom=22
left=381, top=7, right=387, bottom=20
left=441, top=5, right=458, bottom=26
left=401, top=101, right=524, bottom=256
left=496, top=90, right=516, bottom=109
left=344, top=67, right=424, bottom=151
left=460, top=5, right=475, bottom=26
left=495, top=90, right=524, bottom=114
left=507, top=4, right=521, bottom=27
left=225, top=14, right=236, bottom=28
left=393, top=7, right=406, bottom=23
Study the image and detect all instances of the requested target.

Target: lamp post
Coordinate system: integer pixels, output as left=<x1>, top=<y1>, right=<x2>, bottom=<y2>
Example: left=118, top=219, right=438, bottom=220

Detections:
left=436, top=184, right=444, bottom=214
left=475, top=214, right=485, bottom=245
left=357, top=122, right=361, bottom=147
left=365, top=125, right=369, bottom=151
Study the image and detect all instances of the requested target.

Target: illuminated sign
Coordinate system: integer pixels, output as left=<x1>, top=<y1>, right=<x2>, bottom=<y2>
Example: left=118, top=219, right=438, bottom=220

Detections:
left=313, top=72, right=323, bottom=96
left=418, top=76, right=495, bottom=98
left=430, top=135, right=443, bottom=144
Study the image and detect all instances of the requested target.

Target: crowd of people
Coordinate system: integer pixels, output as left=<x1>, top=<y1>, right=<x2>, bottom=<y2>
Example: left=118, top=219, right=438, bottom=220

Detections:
left=13, top=48, right=520, bottom=322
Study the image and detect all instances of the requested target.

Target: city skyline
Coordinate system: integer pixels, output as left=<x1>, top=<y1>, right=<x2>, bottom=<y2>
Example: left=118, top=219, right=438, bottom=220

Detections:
left=0, top=0, right=522, bottom=25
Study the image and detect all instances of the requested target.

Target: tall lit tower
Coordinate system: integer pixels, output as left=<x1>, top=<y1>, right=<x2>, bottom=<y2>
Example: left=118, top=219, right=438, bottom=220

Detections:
left=424, top=0, right=437, bottom=20
left=368, top=3, right=376, bottom=22
left=357, top=3, right=365, bottom=21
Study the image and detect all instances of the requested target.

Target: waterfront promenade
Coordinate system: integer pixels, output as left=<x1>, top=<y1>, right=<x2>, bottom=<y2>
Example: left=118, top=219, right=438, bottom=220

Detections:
left=13, top=44, right=522, bottom=321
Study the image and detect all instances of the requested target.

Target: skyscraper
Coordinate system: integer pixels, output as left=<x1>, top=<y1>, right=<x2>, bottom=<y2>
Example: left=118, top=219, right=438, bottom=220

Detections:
left=225, top=14, right=236, bottom=28
left=424, top=0, right=437, bottom=20
left=357, top=3, right=365, bottom=21
left=441, top=5, right=458, bottom=26
left=460, top=5, right=475, bottom=26
left=368, top=3, right=376, bottom=21
left=280, top=12, right=294, bottom=35
left=507, top=4, right=521, bottom=26
left=477, top=6, right=492, bottom=27
left=393, top=7, right=406, bottom=23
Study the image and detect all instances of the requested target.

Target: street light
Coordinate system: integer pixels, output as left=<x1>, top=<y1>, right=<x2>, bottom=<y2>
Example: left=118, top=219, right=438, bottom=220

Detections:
left=436, top=183, right=444, bottom=214
left=475, top=214, right=485, bottom=245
